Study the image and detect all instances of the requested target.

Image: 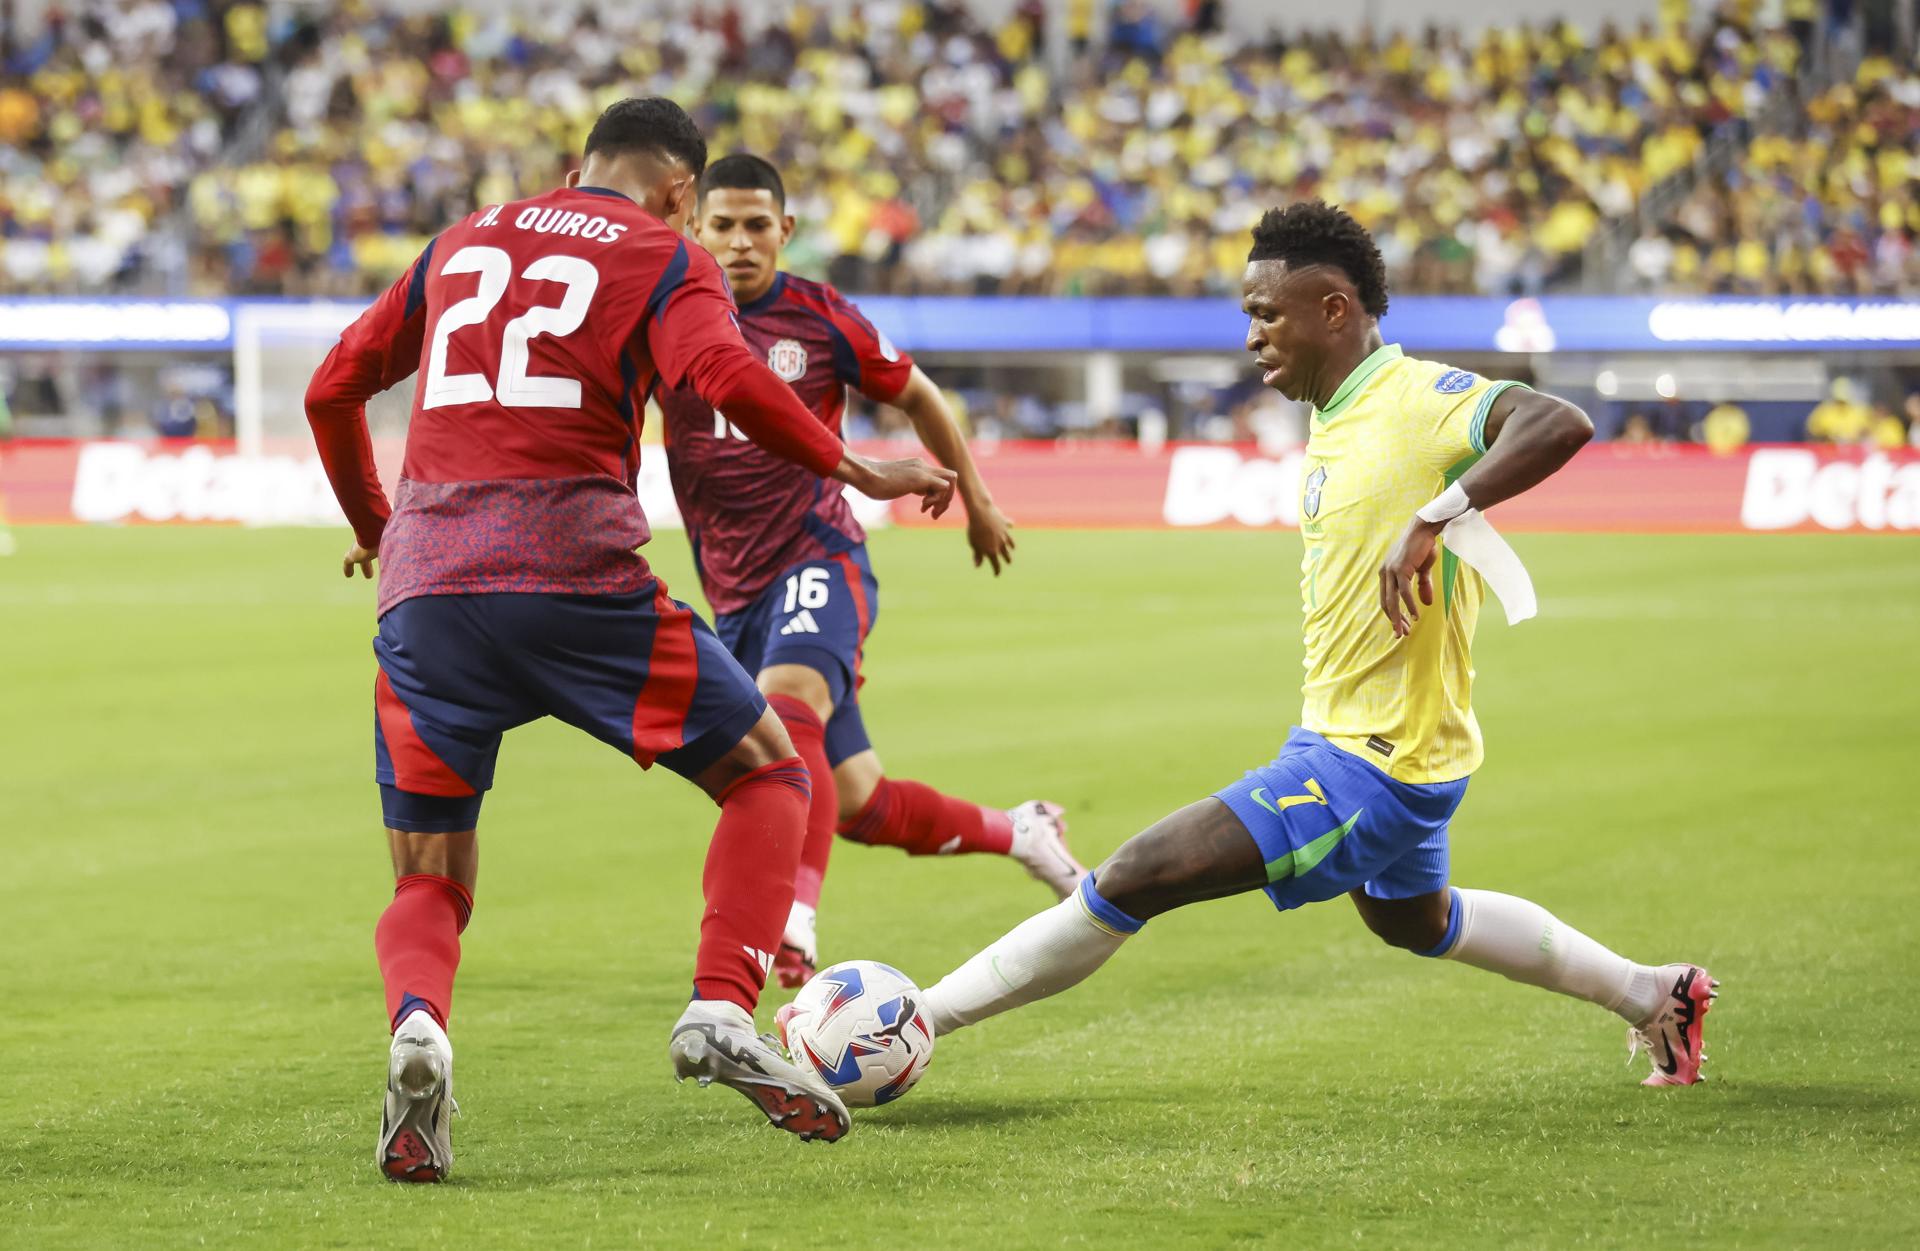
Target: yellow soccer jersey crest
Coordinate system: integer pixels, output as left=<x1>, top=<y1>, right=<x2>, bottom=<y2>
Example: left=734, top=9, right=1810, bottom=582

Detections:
left=1297, top=344, right=1525, bottom=784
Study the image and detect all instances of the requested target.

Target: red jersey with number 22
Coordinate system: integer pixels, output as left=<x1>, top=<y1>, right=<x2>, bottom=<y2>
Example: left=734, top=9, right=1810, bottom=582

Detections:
left=657, top=272, right=913, bottom=614
left=304, top=185, right=840, bottom=616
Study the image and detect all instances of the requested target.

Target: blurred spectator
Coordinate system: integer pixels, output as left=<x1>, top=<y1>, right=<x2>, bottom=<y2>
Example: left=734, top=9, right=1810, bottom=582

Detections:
left=1868, top=401, right=1908, bottom=450
left=1653, top=394, right=1699, bottom=442
left=1618, top=411, right=1658, bottom=444
left=4, top=0, right=1876, bottom=299
left=0, top=1, right=271, bottom=293
left=1805, top=379, right=1873, bottom=442
left=150, top=382, right=198, bottom=438
left=1700, top=399, right=1751, bottom=453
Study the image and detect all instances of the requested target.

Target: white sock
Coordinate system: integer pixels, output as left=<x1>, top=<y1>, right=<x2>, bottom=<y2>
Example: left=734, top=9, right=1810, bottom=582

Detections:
left=923, top=886, right=1137, bottom=1035
left=1441, top=888, right=1666, bottom=1024
left=676, top=997, right=754, bottom=1033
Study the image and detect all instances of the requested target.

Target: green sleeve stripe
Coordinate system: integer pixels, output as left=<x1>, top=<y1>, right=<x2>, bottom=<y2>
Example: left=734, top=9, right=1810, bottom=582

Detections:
left=1469, top=380, right=1528, bottom=453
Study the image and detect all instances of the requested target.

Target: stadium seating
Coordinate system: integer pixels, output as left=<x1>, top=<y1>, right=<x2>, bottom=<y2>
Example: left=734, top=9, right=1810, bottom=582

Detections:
left=0, top=1, right=1906, bottom=298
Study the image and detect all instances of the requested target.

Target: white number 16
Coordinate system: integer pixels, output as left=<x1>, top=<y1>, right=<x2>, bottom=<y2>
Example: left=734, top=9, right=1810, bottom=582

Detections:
left=783, top=568, right=831, bottom=612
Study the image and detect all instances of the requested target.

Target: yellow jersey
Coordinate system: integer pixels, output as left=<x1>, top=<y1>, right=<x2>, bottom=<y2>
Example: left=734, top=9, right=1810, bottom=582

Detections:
left=1298, top=344, right=1524, bottom=785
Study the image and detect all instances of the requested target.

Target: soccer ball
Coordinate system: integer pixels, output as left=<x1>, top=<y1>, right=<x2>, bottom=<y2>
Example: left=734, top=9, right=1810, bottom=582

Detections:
left=778, top=960, right=936, bottom=1108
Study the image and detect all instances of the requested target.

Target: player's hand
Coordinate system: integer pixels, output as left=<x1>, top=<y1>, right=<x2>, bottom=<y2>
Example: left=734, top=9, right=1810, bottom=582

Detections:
left=1379, top=517, right=1443, bottom=638
left=841, top=453, right=958, bottom=518
left=965, top=499, right=1015, bottom=574
left=343, top=543, right=378, bottom=579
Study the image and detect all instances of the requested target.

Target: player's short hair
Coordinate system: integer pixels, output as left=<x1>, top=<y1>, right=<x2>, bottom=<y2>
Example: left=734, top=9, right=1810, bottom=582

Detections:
left=1248, top=201, right=1390, bottom=319
left=700, top=154, right=786, bottom=210
left=583, top=97, right=708, bottom=177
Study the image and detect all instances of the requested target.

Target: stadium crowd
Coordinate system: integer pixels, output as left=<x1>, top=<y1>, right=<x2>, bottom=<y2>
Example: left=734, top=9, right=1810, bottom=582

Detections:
left=0, top=0, right=1907, bottom=300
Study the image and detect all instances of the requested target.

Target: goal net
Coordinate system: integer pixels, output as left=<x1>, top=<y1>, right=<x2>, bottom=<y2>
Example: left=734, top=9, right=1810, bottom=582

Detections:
left=229, top=301, right=685, bottom=529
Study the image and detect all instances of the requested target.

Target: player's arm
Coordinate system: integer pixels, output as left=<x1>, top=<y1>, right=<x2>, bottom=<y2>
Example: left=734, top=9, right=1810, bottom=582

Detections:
left=304, top=250, right=433, bottom=577
left=890, top=366, right=1015, bottom=574
left=689, top=349, right=956, bottom=514
left=651, top=259, right=956, bottom=512
left=1379, top=387, right=1593, bottom=636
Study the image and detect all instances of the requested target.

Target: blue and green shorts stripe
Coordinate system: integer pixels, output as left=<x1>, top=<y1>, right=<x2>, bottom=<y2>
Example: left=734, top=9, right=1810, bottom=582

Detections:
left=1213, top=728, right=1470, bottom=912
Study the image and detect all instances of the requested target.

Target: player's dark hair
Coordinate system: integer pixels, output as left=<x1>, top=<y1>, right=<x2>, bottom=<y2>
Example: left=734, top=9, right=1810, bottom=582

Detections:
left=1248, top=201, right=1390, bottom=318
left=700, top=154, right=786, bottom=210
left=583, top=97, right=708, bottom=176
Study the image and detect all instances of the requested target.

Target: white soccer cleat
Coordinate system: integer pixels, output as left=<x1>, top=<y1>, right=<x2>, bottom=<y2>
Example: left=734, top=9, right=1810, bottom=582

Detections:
left=1628, top=963, right=1718, bottom=1087
left=1007, top=800, right=1085, bottom=900
left=376, top=1009, right=457, bottom=1182
left=774, top=902, right=819, bottom=989
left=668, top=1000, right=850, bottom=1143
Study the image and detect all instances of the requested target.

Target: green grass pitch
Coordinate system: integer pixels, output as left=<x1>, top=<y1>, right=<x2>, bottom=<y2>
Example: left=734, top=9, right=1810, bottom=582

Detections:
left=3, top=524, right=1917, bottom=1249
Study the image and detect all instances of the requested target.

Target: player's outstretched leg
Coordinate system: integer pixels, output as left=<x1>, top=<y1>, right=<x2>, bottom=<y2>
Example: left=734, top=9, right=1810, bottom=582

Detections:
left=923, top=798, right=1264, bottom=1034
left=667, top=708, right=851, bottom=1142
left=835, top=750, right=1087, bottom=899
left=373, top=826, right=474, bottom=1182
left=1356, top=887, right=1718, bottom=1085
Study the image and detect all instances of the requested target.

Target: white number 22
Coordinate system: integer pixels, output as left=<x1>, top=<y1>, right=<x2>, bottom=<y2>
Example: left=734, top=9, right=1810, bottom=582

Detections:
left=421, top=246, right=600, bottom=410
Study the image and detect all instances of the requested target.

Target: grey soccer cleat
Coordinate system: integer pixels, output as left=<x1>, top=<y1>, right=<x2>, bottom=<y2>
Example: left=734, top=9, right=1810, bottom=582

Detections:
left=376, top=1009, right=456, bottom=1182
left=669, top=1000, right=850, bottom=1143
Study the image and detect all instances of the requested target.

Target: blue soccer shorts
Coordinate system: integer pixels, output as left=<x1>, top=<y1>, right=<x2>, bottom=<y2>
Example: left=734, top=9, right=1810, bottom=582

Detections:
left=1214, top=727, right=1471, bottom=911
left=714, top=544, right=879, bottom=767
left=373, top=582, right=767, bottom=832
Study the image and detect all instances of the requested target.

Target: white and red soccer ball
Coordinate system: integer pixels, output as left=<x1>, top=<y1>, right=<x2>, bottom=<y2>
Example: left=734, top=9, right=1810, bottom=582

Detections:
left=777, top=960, right=935, bottom=1107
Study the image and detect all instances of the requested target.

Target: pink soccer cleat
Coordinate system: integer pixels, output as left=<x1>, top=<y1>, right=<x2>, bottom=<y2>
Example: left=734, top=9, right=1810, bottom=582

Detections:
left=1628, top=964, right=1718, bottom=1086
left=1007, top=801, right=1085, bottom=900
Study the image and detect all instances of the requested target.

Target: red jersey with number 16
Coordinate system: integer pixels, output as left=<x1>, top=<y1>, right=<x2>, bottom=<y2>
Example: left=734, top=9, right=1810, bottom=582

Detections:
left=657, top=272, right=914, bottom=614
left=305, top=186, right=843, bottom=616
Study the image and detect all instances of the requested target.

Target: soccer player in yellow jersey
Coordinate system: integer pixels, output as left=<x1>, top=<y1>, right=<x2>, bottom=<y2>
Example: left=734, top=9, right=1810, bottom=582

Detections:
left=913, top=203, right=1717, bottom=1087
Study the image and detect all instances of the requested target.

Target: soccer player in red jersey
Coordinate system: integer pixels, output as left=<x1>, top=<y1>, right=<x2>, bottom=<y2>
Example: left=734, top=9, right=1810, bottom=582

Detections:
left=304, top=99, right=956, bottom=1177
left=656, top=155, right=1085, bottom=989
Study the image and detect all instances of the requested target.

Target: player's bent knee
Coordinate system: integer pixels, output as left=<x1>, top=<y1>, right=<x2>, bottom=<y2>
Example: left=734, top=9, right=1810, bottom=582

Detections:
left=695, top=707, right=798, bottom=800
left=1094, top=799, right=1267, bottom=919
left=1092, top=835, right=1195, bottom=920
left=757, top=664, right=834, bottom=722
left=735, top=706, right=795, bottom=765
left=1353, top=890, right=1452, bottom=952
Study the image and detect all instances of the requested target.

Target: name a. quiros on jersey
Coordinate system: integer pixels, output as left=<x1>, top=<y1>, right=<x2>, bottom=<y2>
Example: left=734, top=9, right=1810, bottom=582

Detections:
left=473, top=203, right=629, bottom=243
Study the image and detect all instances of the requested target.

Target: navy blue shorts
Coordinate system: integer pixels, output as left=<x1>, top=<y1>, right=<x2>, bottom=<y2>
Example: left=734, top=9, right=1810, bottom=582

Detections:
left=714, top=545, right=878, bottom=767
left=1214, top=728, right=1471, bottom=912
left=373, top=584, right=766, bottom=832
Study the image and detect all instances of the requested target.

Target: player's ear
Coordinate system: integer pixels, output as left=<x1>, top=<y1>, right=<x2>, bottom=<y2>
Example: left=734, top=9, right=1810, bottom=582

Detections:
left=665, top=175, right=695, bottom=227
left=1323, top=289, right=1349, bottom=332
left=780, top=213, right=797, bottom=245
left=564, top=167, right=582, bottom=189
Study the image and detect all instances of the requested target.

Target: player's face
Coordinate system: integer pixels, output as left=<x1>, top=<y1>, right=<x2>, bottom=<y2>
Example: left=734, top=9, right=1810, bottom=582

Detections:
left=696, top=188, right=795, bottom=304
left=1242, top=259, right=1339, bottom=405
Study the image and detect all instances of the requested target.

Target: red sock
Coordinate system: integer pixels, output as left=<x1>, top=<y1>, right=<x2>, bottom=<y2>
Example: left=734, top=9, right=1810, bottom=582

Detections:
left=767, top=696, right=836, bottom=910
left=837, top=777, right=1014, bottom=857
left=694, top=758, right=810, bottom=1011
left=375, top=873, right=473, bottom=1032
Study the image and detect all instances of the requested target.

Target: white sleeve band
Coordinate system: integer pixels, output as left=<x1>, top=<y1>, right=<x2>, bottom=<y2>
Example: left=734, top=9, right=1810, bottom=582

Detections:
left=1416, top=481, right=1472, bottom=524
